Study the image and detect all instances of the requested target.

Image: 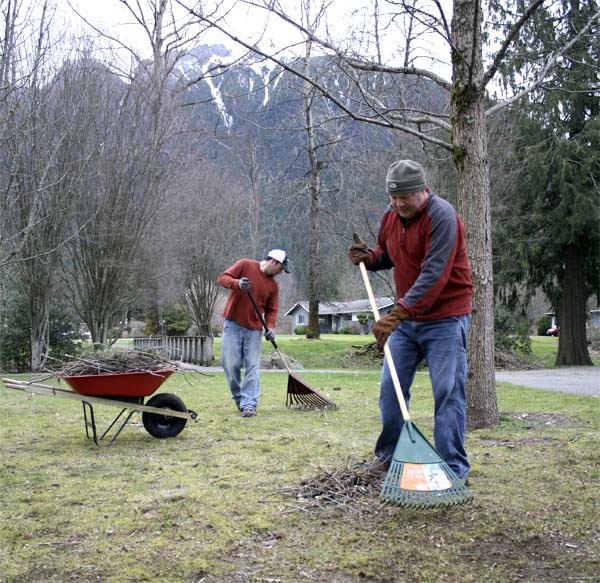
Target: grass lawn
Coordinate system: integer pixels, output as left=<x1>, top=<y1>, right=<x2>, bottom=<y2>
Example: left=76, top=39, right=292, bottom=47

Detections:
left=1, top=364, right=598, bottom=582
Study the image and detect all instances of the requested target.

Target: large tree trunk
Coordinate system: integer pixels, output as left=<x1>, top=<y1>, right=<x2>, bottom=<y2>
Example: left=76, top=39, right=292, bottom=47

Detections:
left=451, top=0, right=499, bottom=429
left=556, top=244, right=593, bottom=366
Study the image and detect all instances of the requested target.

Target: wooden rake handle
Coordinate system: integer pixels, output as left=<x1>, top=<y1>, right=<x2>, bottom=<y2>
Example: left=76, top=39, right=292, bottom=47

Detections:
left=357, top=260, right=411, bottom=421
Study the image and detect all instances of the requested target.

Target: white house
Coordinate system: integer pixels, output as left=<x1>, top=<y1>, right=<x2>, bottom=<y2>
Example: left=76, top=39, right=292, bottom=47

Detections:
left=285, top=297, right=395, bottom=333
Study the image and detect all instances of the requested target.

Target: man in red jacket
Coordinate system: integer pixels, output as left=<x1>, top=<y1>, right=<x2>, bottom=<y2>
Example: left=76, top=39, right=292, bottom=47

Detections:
left=217, top=249, right=290, bottom=417
left=348, top=159, right=473, bottom=483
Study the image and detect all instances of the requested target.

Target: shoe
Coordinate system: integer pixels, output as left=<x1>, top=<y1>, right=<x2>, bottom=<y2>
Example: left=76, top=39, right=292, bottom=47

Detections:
left=363, top=458, right=390, bottom=475
left=235, top=401, right=242, bottom=411
left=458, top=476, right=470, bottom=486
left=242, top=408, right=256, bottom=417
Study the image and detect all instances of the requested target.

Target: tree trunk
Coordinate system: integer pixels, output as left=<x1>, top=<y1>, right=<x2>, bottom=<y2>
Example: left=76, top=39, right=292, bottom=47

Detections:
left=304, top=38, right=321, bottom=340
left=451, top=0, right=499, bottom=429
left=29, top=282, right=50, bottom=372
left=556, top=244, right=593, bottom=366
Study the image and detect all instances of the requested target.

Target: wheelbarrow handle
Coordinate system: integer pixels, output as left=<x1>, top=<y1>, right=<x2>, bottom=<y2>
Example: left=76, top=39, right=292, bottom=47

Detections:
left=245, top=289, right=278, bottom=350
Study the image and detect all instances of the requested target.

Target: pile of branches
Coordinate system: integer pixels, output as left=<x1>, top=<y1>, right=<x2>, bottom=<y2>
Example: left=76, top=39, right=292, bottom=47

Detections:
left=494, top=349, right=541, bottom=370
left=346, top=342, right=383, bottom=367
left=56, top=350, right=177, bottom=376
left=278, top=459, right=385, bottom=513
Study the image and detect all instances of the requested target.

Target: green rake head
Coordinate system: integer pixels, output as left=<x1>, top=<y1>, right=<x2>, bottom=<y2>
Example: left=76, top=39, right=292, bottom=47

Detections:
left=380, top=421, right=473, bottom=509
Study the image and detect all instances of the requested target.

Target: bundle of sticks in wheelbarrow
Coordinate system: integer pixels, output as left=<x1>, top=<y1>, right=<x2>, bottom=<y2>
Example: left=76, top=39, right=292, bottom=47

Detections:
left=1, top=351, right=197, bottom=447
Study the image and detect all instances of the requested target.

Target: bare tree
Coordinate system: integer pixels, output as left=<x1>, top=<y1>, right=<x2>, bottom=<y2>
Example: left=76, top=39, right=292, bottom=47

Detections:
left=0, top=1, right=78, bottom=370
left=157, top=160, right=246, bottom=336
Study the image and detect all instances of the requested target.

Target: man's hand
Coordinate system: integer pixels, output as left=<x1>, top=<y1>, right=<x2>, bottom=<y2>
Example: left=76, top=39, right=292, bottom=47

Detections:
left=372, top=305, right=409, bottom=348
left=264, top=329, right=275, bottom=342
left=238, top=277, right=251, bottom=291
left=348, top=233, right=371, bottom=265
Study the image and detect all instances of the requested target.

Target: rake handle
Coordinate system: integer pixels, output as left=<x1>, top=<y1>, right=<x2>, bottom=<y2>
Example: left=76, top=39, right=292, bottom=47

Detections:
left=245, top=289, right=293, bottom=375
left=358, top=261, right=411, bottom=421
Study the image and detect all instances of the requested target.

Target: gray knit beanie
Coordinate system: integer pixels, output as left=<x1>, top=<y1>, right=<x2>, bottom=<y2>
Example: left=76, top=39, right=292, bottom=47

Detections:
left=386, top=160, right=427, bottom=194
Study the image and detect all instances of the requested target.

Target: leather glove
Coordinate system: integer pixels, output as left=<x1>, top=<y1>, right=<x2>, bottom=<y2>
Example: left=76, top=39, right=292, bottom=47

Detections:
left=372, top=305, right=409, bottom=348
left=348, top=233, right=371, bottom=266
left=238, top=277, right=251, bottom=291
left=264, top=329, right=275, bottom=342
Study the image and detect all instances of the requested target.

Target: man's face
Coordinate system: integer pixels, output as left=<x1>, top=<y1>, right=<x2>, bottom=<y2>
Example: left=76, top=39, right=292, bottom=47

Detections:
left=389, top=189, right=428, bottom=219
left=264, top=258, right=284, bottom=276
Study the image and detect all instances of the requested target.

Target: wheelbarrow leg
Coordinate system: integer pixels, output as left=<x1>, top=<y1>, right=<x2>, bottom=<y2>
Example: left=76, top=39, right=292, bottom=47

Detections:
left=81, top=398, right=144, bottom=447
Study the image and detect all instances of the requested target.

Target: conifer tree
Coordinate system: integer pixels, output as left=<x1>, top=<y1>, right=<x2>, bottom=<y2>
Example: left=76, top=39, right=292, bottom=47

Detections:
left=494, top=0, right=599, bottom=365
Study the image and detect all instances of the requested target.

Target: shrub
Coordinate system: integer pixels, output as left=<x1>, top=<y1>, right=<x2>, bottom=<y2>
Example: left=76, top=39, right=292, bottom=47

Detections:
left=0, top=301, right=81, bottom=373
left=536, top=314, right=553, bottom=336
left=356, top=313, right=373, bottom=333
left=587, top=324, right=600, bottom=351
left=495, top=304, right=531, bottom=354
left=294, top=325, right=307, bottom=335
left=340, top=324, right=361, bottom=335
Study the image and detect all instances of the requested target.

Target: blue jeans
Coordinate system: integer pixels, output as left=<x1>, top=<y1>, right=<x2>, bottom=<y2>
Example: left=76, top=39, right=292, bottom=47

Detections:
left=220, top=319, right=263, bottom=410
left=375, top=315, right=471, bottom=478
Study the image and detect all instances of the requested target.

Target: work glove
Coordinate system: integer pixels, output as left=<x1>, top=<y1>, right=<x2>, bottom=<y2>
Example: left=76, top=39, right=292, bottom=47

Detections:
left=372, top=304, right=409, bottom=348
left=264, top=329, right=275, bottom=342
left=238, top=277, right=251, bottom=291
left=348, top=233, right=371, bottom=266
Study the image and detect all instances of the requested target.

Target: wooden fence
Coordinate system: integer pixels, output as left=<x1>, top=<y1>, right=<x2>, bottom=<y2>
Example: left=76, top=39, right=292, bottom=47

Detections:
left=133, top=336, right=214, bottom=366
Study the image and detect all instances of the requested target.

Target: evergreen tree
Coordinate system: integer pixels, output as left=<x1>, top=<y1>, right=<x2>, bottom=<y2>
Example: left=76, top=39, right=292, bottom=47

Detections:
left=494, top=0, right=600, bottom=365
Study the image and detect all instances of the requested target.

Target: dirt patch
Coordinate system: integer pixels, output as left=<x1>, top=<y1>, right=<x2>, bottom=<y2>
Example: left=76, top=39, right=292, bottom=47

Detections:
left=507, top=411, right=578, bottom=428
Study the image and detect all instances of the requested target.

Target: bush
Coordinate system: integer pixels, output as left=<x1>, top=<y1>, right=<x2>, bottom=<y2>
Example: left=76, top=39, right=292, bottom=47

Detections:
left=587, top=324, right=600, bottom=351
left=495, top=304, right=531, bottom=354
left=0, top=301, right=81, bottom=373
left=340, top=324, right=361, bottom=335
left=536, top=314, right=553, bottom=336
left=294, top=325, right=307, bottom=335
left=356, top=313, right=374, bottom=333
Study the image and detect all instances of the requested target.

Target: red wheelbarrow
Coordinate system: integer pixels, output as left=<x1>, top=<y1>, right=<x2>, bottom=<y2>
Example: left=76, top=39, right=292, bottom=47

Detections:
left=2, top=370, right=197, bottom=447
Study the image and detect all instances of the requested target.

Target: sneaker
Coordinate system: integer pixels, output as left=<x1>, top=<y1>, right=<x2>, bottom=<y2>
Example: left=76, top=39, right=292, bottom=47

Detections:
left=242, top=408, right=256, bottom=418
left=235, top=401, right=242, bottom=411
left=458, top=476, right=470, bottom=487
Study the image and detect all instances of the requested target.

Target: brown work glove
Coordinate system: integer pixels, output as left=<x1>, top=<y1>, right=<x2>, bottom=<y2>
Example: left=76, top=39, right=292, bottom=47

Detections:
left=348, top=233, right=371, bottom=265
left=373, top=304, right=409, bottom=348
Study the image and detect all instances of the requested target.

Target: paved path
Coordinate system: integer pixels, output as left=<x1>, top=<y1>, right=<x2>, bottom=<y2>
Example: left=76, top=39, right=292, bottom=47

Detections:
left=182, top=364, right=599, bottom=397
left=495, top=367, right=599, bottom=396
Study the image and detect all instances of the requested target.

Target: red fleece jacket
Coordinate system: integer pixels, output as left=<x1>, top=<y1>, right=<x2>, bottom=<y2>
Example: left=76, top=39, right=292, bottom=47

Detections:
left=367, top=193, right=473, bottom=321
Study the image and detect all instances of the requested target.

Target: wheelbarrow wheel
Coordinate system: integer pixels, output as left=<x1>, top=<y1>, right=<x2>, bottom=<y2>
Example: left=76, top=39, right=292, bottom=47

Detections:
left=142, top=393, right=188, bottom=438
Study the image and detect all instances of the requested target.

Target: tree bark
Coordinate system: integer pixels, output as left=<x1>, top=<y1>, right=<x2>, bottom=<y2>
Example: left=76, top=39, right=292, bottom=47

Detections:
left=451, top=0, right=499, bottom=429
left=304, top=35, right=321, bottom=340
left=556, top=244, right=593, bottom=366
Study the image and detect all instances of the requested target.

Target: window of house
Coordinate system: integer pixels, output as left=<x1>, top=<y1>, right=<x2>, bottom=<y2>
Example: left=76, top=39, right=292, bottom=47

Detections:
left=298, top=314, right=304, bottom=324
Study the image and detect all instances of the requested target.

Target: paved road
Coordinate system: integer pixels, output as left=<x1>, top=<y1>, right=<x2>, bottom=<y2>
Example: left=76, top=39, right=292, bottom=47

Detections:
left=182, top=364, right=599, bottom=397
left=495, top=367, right=599, bottom=396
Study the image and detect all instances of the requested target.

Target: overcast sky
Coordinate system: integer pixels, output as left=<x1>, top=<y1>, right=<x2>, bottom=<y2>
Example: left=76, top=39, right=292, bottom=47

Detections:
left=58, top=0, right=452, bottom=78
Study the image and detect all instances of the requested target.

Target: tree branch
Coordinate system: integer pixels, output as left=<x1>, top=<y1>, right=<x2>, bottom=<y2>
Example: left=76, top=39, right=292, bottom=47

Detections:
left=482, top=0, right=546, bottom=89
left=486, top=8, right=600, bottom=116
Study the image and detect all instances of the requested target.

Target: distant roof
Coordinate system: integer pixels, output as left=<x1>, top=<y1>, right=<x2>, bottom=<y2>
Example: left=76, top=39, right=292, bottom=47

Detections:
left=285, top=297, right=395, bottom=316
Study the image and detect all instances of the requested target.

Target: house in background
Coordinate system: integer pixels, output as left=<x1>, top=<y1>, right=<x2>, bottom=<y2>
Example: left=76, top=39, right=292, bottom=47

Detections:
left=285, top=298, right=395, bottom=333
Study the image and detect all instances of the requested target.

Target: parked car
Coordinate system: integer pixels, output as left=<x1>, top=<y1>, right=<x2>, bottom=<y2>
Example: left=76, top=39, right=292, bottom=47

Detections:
left=547, top=325, right=560, bottom=337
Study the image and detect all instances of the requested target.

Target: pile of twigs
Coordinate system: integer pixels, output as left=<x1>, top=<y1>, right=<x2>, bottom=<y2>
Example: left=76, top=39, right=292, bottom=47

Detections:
left=277, top=459, right=385, bottom=513
left=56, top=350, right=176, bottom=376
